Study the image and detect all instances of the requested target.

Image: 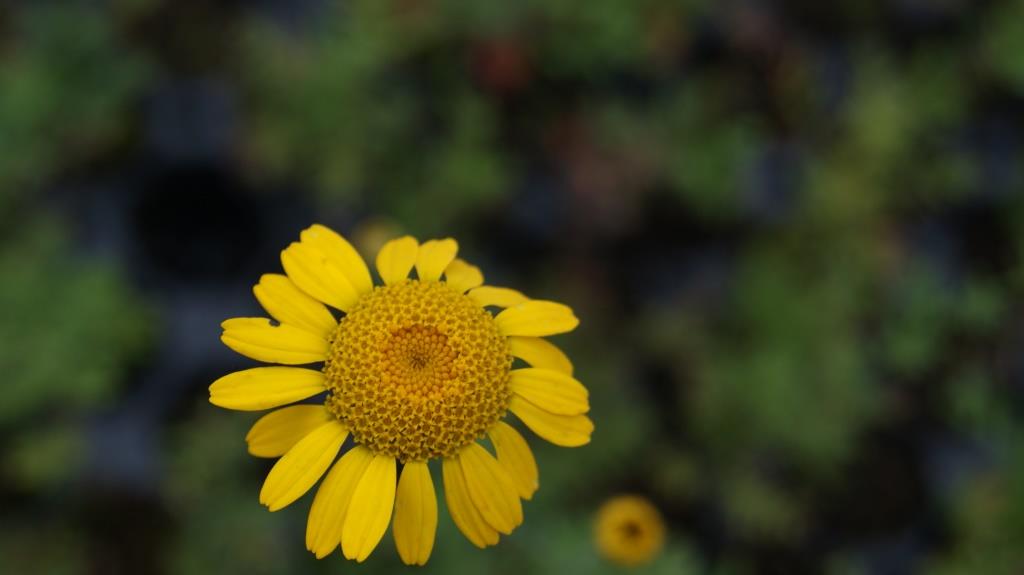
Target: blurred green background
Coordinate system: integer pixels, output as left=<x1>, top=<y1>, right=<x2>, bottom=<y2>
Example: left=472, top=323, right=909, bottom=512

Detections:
left=3, top=1, right=1024, bottom=574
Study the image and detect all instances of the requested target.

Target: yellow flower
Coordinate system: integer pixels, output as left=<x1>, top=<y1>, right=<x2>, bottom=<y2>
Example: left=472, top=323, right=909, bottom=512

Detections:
left=209, top=224, right=593, bottom=565
left=594, top=495, right=666, bottom=567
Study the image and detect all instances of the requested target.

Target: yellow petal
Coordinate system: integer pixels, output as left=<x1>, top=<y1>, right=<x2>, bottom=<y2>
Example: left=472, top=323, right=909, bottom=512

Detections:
left=415, top=238, right=458, bottom=282
left=509, top=396, right=593, bottom=447
left=342, top=454, right=397, bottom=562
left=209, top=367, right=326, bottom=411
left=488, top=422, right=538, bottom=500
left=253, top=274, right=337, bottom=338
left=306, top=446, right=374, bottom=558
left=442, top=456, right=499, bottom=548
left=220, top=317, right=328, bottom=365
left=508, top=336, right=573, bottom=375
left=393, top=461, right=437, bottom=565
left=458, top=443, right=523, bottom=534
left=468, top=286, right=528, bottom=308
left=444, top=259, right=484, bottom=293
left=246, top=405, right=332, bottom=457
left=376, top=236, right=419, bottom=285
left=495, top=301, right=579, bottom=337
left=281, top=242, right=361, bottom=311
left=509, top=368, right=590, bottom=415
left=299, top=224, right=373, bottom=296
left=260, top=420, right=348, bottom=511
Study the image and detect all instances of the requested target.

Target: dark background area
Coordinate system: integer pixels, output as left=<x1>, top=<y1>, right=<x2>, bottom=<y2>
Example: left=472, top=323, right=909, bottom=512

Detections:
left=2, top=0, right=1024, bottom=574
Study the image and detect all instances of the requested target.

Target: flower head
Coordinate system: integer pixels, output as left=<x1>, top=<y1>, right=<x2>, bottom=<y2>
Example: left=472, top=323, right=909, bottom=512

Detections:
left=594, top=495, right=666, bottom=567
left=210, top=224, right=593, bottom=565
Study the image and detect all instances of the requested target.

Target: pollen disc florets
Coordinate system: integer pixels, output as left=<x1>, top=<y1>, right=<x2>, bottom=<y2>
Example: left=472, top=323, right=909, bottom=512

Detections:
left=324, top=280, right=512, bottom=462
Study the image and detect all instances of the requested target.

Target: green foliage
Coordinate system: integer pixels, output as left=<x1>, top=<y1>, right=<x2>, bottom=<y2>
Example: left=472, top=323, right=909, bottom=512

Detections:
left=165, top=410, right=298, bottom=575
left=646, top=76, right=763, bottom=218
left=0, top=216, right=151, bottom=514
left=5, top=422, right=86, bottom=489
left=982, top=0, right=1024, bottom=94
left=880, top=267, right=956, bottom=377
left=243, top=0, right=714, bottom=233
left=695, top=243, right=879, bottom=475
left=0, top=3, right=150, bottom=215
left=0, top=220, right=152, bottom=424
left=882, top=272, right=1007, bottom=377
left=244, top=1, right=507, bottom=236
left=0, top=523, right=87, bottom=575
left=926, top=440, right=1024, bottom=575
left=721, top=472, right=805, bottom=544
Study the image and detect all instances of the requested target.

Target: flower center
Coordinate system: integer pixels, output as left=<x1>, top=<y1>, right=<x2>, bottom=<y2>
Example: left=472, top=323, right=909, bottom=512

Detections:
left=620, top=521, right=640, bottom=537
left=324, top=280, right=512, bottom=462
